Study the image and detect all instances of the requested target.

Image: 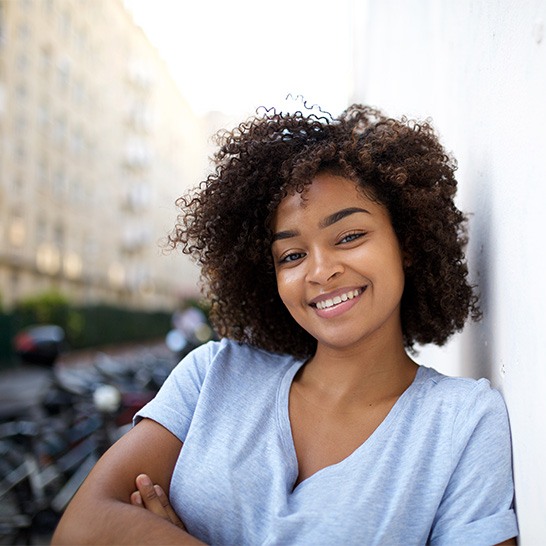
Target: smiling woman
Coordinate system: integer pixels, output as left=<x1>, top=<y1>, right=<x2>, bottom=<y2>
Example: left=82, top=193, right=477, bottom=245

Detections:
left=271, top=173, right=406, bottom=354
left=52, top=103, right=518, bottom=545
left=170, top=105, right=480, bottom=360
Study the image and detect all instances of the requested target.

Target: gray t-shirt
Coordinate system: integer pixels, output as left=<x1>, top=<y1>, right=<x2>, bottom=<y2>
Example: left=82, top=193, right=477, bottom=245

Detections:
left=136, top=338, right=517, bottom=545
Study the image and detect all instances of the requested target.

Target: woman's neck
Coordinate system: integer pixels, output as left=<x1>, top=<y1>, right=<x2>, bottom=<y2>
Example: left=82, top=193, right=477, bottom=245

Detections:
left=297, top=337, right=418, bottom=410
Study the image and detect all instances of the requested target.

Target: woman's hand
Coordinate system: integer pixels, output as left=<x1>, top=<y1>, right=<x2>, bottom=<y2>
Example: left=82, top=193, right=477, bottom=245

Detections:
left=131, top=473, right=186, bottom=531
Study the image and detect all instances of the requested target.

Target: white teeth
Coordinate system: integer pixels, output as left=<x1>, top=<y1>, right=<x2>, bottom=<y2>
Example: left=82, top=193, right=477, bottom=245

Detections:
left=315, top=289, right=362, bottom=310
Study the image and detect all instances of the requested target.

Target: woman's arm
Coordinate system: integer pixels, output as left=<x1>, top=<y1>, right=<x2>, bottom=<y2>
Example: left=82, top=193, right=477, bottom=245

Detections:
left=52, top=418, right=205, bottom=545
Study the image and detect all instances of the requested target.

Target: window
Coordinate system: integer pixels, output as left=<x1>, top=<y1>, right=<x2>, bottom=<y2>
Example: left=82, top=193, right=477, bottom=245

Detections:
left=37, top=157, right=49, bottom=191
left=53, top=116, right=67, bottom=146
left=72, top=79, right=84, bottom=104
left=52, top=169, right=65, bottom=197
left=43, top=0, right=54, bottom=14
left=38, top=99, right=50, bottom=130
left=75, top=27, right=87, bottom=53
left=69, top=126, right=84, bottom=154
left=17, top=52, right=29, bottom=72
left=8, top=216, right=26, bottom=247
left=40, top=46, right=52, bottom=75
left=18, top=22, right=30, bottom=41
left=14, top=115, right=27, bottom=135
left=56, top=58, right=71, bottom=92
left=59, top=10, right=71, bottom=38
left=12, top=175, right=23, bottom=193
left=16, top=82, right=28, bottom=99
left=70, top=176, right=84, bottom=203
left=15, top=141, right=26, bottom=160
left=36, top=216, right=47, bottom=244
left=53, top=222, right=64, bottom=249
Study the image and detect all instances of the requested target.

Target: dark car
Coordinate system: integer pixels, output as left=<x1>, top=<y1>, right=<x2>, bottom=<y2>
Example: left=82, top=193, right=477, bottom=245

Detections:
left=13, top=324, right=66, bottom=366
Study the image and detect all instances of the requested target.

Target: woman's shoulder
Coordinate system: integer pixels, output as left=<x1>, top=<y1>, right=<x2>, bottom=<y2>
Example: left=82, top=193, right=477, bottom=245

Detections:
left=415, top=365, right=508, bottom=419
left=418, top=364, right=500, bottom=395
left=203, top=337, right=299, bottom=361
left=186, top=338, right=302, bottom=377
left=407, top=366, right=512, bottom=461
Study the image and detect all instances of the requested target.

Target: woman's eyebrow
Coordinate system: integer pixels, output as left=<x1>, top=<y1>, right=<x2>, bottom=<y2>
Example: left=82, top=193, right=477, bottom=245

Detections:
left=271, top=229, right=299, bottom=243
left=318, top=207, right=370, bottom=229
left=272, top=207, right=369, bottom=243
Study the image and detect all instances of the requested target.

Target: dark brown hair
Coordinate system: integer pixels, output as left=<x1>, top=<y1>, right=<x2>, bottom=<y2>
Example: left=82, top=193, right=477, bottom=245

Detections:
left=169, top=104, right=480, bottom=359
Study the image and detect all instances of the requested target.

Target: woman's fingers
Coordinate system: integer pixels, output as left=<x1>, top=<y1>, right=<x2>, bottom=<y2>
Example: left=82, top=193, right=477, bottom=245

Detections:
left=153, top=484, right=186, bottom=530
left=130, top=491, right=143, bottom=506
left=132, top=474, right=186, bottom=530
left=134, top=474, right=170, bottom=520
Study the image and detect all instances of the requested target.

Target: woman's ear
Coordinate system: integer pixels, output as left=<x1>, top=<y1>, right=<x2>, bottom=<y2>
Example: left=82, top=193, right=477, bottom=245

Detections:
left=403, top=252, right=412, bottom=269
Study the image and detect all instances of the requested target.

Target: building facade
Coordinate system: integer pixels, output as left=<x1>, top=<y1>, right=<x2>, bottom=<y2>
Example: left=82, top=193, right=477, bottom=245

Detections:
left=0, top=0, right=204, bottom=311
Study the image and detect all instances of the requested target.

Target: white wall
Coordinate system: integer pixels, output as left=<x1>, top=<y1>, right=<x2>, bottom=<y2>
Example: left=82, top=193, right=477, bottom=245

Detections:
left=351, top=0, right=546, bottom=541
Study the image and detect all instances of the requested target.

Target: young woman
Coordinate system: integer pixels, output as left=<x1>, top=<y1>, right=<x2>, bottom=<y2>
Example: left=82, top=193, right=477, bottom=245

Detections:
left=53, top=104, right=517, bottom=545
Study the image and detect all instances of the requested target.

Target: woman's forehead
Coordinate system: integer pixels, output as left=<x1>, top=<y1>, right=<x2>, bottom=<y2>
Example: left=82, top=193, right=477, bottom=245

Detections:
left=272, top=173, right=382, bottom=228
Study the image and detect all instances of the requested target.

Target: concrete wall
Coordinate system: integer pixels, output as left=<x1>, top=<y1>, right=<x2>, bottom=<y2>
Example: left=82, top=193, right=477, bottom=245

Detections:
left=351, top=0, right=546, bottom=541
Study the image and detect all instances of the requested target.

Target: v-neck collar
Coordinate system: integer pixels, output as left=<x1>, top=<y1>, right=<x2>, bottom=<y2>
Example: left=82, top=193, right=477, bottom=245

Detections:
left=276, top=361, right=427, bottom=494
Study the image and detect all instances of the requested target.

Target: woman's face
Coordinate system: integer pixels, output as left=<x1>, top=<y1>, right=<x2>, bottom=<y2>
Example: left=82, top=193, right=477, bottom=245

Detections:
left=271, top=172, right=406, bottom=354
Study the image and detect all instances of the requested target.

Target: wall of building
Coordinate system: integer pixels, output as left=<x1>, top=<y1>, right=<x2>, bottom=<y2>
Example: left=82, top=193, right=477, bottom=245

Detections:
left=0, top=0, right=203, bottom=312
left=351, top=0, right=546, bottom=541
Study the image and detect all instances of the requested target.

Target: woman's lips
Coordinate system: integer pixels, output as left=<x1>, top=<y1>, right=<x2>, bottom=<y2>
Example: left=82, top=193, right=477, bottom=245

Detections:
left=314, top=288, right=363, bottom=310
left=311, top=286, right=367, bottom=318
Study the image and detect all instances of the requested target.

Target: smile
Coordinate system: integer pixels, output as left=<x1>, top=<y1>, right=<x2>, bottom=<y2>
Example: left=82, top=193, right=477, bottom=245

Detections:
left=314, top=288, right=365, bottom=310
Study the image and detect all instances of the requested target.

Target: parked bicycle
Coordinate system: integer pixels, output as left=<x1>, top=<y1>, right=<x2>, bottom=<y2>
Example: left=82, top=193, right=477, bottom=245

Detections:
left=0, top=346, right=175, bottom=544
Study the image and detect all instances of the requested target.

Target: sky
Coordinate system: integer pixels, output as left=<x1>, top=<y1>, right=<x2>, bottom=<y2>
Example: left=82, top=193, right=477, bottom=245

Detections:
left=125, top=0, right=354, bottom=118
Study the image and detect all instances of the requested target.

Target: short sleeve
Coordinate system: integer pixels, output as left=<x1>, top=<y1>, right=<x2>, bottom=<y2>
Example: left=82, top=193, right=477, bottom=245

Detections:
left=429, top=380, right=518, bottom=545
left=133, top=341, right=217, bottom=442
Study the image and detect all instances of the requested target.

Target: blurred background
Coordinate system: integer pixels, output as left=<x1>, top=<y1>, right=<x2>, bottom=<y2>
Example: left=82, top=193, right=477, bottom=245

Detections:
left=1, top=0, right=545, bottom=543
left=0, top=0, right=352, bottom=363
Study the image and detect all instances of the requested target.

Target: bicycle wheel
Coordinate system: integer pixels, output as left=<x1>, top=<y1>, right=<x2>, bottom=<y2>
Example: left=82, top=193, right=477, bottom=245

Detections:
left=0, top=441, right=33, bottom=545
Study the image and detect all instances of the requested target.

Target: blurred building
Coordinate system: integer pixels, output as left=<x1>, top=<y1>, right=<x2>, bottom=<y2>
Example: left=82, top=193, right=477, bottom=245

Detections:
left=0, top=0, right=204, bottom=312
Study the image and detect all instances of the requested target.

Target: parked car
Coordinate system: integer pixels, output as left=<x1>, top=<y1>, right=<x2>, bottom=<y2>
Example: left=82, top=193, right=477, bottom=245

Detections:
left=13, top=325, right=66, bottom=366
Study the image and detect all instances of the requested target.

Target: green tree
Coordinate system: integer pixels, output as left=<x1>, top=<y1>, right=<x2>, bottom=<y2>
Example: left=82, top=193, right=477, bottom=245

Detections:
left=14, top=290, right=84, bottom=342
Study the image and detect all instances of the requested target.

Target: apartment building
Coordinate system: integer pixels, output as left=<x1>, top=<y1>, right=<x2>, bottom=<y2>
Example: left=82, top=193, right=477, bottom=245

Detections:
left=0, top=0, right=204, bottom=311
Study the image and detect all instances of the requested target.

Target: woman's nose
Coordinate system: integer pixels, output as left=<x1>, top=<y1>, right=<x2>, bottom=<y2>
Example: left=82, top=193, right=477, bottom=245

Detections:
left=305, top=250, right=343, bottom=284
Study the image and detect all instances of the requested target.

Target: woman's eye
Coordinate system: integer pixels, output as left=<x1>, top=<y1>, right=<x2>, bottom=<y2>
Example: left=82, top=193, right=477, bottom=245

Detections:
left=280, top=252, right=305, bottom=264
left=338, top=232, right=364, bottom=244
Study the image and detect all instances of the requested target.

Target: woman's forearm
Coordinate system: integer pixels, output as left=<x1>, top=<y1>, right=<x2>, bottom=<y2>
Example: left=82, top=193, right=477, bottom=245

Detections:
left=52, top=495, right=204, bottom=545
left=52, top=418, right=204, bottom=545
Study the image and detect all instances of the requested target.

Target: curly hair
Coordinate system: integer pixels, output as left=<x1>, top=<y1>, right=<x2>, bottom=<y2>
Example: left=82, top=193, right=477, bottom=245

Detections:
left=169, top=103, right=480, bottom=359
